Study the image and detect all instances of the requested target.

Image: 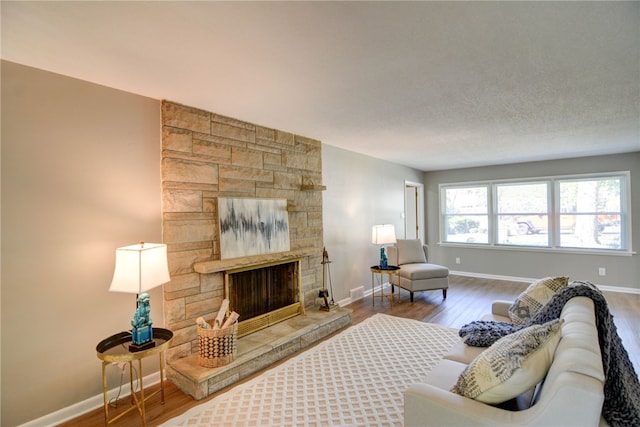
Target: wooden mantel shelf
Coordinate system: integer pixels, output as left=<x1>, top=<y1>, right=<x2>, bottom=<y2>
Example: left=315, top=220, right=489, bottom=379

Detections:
left=194, top=247, right=319, bottom=274
left=300, top=184, right=326, bottom=191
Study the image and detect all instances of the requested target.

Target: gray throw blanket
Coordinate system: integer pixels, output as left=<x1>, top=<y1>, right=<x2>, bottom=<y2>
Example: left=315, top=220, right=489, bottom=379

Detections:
left=458, top=281, right=640, bottom=427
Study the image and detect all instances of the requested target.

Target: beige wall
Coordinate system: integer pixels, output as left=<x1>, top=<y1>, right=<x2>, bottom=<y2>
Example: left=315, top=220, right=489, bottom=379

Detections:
left=321, top=144, right=424, bottom=301
left=0, top=61, right=423, bottom=426
left=1, top=61, right=162, bottom=425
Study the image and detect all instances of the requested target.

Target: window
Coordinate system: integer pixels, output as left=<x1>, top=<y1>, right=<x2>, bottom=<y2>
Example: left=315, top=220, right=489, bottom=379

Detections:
left=442, top=186, right=489, bottom=244
left=557, top=177, right=624, bottom=250
left=496, top=182, right=549, bottom=247
left=440, top=172, right=630, bottom=252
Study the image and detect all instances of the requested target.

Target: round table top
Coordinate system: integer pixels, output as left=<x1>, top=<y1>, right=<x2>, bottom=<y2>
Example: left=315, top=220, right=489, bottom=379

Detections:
left=96, top=328, right=173, bottom=362
left=370, top=265, right=400, bottom=272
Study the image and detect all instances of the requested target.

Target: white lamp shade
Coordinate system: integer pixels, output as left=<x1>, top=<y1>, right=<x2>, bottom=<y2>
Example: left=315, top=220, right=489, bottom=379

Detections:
left=372, top=224, right=397, bottom=245
left=109, top=243, right=170, bottom=294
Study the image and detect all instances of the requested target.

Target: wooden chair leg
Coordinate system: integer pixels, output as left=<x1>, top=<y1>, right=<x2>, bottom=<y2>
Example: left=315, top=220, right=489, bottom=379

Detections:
left=442, top=288, right=447, bottom=299
left=410, top=291, right=414, bottom=303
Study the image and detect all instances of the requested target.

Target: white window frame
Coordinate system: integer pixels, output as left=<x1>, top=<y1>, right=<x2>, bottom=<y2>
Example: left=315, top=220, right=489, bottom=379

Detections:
left=493, top=180, right=551, bottom=248
left=439, top=171, right=632, bottom=255
left=441, top=184, right=491, bottom=245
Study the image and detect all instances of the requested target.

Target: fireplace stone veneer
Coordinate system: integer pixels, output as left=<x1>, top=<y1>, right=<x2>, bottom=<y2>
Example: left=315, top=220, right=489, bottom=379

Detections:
left=161, top=101, right=341, bottom=373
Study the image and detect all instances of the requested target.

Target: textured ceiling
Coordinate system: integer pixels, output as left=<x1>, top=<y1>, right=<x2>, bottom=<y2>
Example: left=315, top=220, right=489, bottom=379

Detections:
left=2, top=1, right=639, bottom=171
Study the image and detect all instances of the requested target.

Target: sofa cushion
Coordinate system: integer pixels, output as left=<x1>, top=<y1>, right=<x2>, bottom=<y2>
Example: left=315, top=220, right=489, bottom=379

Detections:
left=396, top=239, right=427, bottom=264
left=399, top=263, right=449, bottom=280
left=424, top=359, right=469, bottom=390
left=443, top=339, right=485, bottom=364
left=451, top=319, right=563, bottom=404
left=508, top=276, right=569, bottom=325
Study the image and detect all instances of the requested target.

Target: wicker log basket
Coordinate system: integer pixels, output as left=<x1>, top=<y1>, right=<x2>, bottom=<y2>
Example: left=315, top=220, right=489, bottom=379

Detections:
left=197, top=321, right=238, bottom=368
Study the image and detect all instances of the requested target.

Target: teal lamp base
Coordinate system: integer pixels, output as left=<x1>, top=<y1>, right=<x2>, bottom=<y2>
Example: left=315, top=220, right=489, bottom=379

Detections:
left=129, top=293, right=156, bottom=352
left=129, top=324, right=155, bottom=352
left=379, top=247, right=388, bottom=269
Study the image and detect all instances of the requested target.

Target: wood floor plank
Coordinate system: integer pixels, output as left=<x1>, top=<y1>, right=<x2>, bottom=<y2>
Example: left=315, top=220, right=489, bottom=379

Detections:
left=58, top=276, right=639, bottom=427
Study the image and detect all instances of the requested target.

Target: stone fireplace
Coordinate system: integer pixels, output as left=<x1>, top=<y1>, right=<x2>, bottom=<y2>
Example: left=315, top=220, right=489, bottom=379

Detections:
left=160, top=101, right=350, bottom=399
left=160, top=100, right=327, bottom=361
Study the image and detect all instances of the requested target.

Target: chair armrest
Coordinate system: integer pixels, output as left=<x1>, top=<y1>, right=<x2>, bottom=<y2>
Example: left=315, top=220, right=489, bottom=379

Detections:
left=492, top=300, right=513, bottom=318
left=422, top=244, right=429, bottom=262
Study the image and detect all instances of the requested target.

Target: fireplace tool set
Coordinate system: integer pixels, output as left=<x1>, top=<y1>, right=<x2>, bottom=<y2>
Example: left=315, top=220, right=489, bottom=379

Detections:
left=319, top=247, right=338, bottom=311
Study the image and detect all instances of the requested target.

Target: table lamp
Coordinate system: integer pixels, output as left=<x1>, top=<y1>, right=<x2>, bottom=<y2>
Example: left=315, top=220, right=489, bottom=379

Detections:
left=109, top=242, right=170, bottom=352
left=372, top=224, right=396, bottom=268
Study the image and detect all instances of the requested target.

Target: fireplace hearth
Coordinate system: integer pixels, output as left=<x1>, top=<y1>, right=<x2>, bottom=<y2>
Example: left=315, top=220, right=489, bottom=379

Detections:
left=166, top=307, right=352, bottom=400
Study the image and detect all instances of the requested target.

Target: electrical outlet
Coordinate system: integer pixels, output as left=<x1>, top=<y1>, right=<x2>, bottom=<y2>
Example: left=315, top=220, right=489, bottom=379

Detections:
left=455, top=257, right=461, bottom=265
left=598, top=267, right=606, bottom=276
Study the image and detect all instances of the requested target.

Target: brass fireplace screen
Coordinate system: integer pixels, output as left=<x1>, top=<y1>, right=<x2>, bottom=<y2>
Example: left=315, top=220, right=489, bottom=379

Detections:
left=224, top=258, right=304, bottom=337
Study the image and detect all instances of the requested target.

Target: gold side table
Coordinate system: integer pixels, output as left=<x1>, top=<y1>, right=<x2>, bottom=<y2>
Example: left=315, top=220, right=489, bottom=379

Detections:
left=370, top=265, right=401, bottom=307
left=96, top=328, right=173, bottom=427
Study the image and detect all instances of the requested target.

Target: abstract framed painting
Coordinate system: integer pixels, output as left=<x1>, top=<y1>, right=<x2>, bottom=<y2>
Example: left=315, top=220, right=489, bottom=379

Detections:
left=218, top=198, right=290, bottom=259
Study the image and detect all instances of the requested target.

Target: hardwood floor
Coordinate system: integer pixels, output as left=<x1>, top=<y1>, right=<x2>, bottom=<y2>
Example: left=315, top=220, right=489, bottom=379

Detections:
left=60, top=276, right=639, bottom=427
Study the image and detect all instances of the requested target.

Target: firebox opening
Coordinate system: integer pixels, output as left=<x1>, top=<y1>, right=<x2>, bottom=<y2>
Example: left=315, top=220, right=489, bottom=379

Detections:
left=224, top=258, right=304, bottom=337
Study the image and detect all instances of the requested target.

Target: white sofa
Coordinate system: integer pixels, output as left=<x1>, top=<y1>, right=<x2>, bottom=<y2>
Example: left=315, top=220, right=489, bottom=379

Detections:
left=404, top=296, right=606, bottom=426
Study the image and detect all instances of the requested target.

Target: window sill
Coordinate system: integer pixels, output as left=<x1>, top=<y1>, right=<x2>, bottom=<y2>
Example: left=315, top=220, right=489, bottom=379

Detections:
left=437, top=242, right=636, bottom=257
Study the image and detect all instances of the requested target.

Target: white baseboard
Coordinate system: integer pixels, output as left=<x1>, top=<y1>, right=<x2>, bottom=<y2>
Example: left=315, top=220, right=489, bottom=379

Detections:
left=18, top=370, right=161, bottom=427
left=590, top=283, right=640, bottom=294
left=596, top=284, right=640, bottom=294
left=336, top=296, right=354, bottom=307
left=449, top=270, right=535, bottom=283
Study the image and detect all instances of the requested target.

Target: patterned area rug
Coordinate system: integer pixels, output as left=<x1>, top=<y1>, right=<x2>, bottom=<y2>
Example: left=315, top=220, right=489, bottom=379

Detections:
left=161, top=313, right=460, bottom=427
